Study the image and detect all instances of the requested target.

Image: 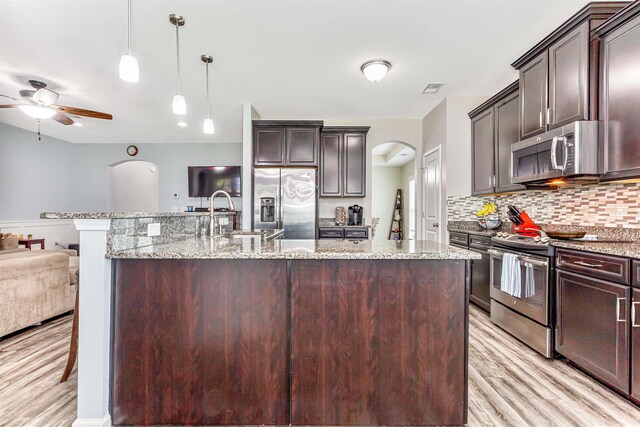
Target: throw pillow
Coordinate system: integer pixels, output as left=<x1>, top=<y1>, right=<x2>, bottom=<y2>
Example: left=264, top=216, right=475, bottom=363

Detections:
left=0, top=235, right=19, bottom=251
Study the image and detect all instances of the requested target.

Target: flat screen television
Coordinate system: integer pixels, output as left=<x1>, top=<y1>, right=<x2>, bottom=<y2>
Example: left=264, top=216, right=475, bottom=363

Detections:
left=188, top=166, right=242, bottom=197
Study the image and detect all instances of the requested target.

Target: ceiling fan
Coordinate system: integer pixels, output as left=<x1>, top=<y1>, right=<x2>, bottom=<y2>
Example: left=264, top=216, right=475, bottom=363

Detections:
left=0, top=80, right=113, bottom=125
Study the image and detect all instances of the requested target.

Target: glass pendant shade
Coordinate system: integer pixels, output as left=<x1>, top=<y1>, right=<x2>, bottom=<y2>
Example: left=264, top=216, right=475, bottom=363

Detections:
left=119, top=54, right=139, bottom=82
left=203, top=118, right=214, bottom=134
left=361, top=60, right=391, bottom=83
left=172, top=94, right=186, bottom=115
left=19, top=105, right=56, bottom=119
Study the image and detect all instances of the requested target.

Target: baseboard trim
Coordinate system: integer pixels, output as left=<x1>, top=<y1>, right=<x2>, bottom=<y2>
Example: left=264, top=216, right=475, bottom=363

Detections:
left=72, top=413, right=111, bottom=427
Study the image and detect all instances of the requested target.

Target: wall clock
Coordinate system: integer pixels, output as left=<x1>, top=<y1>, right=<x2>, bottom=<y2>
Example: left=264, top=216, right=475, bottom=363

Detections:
left=126, top=145, right=139, bottom=156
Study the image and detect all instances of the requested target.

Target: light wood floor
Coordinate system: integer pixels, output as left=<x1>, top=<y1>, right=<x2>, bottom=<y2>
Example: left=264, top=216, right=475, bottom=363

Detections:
left=1, top=307, right=639, bottom=426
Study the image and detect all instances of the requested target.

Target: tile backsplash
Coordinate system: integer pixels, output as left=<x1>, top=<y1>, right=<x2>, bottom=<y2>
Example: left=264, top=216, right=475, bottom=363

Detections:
left=447, top=182, right=640, bottom=228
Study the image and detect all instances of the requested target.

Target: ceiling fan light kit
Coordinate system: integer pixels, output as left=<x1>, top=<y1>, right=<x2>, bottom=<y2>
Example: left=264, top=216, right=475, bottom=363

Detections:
left=32, top=88, right=59, bottom=106
left=18, top=105, right=56, bottom=120
left=361, top=60, right=392, bottom=83
left=201, top=54, right=214, bottom=135
left=170, top=14, right=186, bottom=115
left=119, top=0, right=139, bottom=83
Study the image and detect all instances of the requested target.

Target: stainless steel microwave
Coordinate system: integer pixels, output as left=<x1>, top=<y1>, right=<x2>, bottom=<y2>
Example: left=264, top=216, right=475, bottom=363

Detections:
left=511, top=121, right=600, bottom=185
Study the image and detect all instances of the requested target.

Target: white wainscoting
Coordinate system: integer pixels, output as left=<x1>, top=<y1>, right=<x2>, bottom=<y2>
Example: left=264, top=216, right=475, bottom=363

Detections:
left=0, top=219, right=79, bottom=248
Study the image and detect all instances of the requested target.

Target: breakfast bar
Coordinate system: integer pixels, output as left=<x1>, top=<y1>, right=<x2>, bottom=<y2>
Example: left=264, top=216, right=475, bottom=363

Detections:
left=42, top=212, right=480, bottom=427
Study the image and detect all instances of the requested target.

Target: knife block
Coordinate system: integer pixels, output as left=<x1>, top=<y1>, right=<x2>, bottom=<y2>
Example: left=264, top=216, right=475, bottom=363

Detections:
left=511, top=211, right=540, bottom=237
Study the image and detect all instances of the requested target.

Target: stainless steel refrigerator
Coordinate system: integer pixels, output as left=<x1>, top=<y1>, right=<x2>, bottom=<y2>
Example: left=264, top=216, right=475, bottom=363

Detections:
left=253, top=168, right=317, bottom=239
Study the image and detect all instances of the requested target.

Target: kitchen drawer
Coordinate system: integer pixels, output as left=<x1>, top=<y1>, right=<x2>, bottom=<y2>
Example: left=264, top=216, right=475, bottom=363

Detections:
left=633, top=261, right=640, bottom=289
left=469, top=235, right=491, bottom=250
left=449, top=232, right=468, bottom=247
left=318, top=228, right=344, bottom=239
left=344, top=228, right=369, bottom=240
left=556, top=249, right=630, bottom=285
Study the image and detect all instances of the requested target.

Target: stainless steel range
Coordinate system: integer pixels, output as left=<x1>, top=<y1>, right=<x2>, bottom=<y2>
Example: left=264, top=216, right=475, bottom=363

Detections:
left=489, top=232, right=556, bottom=358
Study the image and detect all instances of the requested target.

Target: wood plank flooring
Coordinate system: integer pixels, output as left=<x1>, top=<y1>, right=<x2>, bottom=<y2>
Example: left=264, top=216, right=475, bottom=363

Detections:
left=1, top=307, right=639, bottom=426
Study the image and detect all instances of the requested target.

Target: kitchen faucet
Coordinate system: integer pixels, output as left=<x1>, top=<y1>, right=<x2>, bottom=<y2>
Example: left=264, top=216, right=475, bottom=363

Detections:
left=210, top=190, right=236, bottom=236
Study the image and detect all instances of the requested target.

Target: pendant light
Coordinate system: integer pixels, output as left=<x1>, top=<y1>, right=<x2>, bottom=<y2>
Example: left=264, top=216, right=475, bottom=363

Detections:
left=169, top=14, right=186, bottom=115
left=119, top=0, right=139, bottom=83
left=201, top=55, right=214, bottom=134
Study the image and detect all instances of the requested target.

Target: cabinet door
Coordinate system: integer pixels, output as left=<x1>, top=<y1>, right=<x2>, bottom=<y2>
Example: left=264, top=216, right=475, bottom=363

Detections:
left=287, top=127, right=318, bottom=166
left=632, top=288, right=640, bottom=401
left=548, top=22, right=589, bottom=129
left=494, top=90, right=524, bottom=193
left=471, top=108, right=495, bottom=195
left=601, top=14, right=640, bottom=180
left=556, top=270, right=630, bottom=393
left=319, top=133, right=342, bottom=197
left=343, top=133, right=366, bottom=197
left=519, top=51, right=548, bottom=140
left=254, top=127, right=286, bottom=166
left=469, top=250, right=491, bottom=313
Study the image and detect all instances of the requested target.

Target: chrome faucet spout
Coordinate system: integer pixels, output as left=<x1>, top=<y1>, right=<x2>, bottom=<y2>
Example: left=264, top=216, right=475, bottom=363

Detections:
left=209, top=190, right=236, bottom=236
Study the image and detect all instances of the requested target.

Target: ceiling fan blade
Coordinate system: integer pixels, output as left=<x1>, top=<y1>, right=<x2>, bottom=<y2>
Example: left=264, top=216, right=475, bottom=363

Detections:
left=52, top=112, right=75, bottom=125
left=0, top=104, right=21, bottom=108
left=53, top=105, right=112, bottom=120
left=19, top=90, right=35, bottom=99
left=1, top=94, right=19, bottom=101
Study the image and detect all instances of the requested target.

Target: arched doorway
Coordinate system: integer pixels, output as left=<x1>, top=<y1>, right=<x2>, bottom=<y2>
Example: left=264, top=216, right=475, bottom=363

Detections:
left=108, top=160, right=160, bottom=212
left=371, top=141, right=417, bottom=241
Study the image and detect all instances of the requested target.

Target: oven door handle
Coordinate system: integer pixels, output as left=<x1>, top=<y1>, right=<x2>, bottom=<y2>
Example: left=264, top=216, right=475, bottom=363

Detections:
left=488, top=249, right=504, bottom=258
left=517, top=256, right=548, bottom=267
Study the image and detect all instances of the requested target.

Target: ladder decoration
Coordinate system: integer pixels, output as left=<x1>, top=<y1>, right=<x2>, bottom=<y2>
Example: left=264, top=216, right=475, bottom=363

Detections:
left=388, top=189, right=403, bottom=240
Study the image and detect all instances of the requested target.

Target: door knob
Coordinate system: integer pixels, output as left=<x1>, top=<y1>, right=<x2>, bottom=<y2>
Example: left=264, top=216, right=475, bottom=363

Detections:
left=433, top=222, right=439, bottom=228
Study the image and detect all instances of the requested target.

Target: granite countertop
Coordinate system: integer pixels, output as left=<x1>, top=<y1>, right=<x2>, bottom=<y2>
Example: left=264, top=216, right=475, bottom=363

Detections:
left=319, top=223, right=372, bottom=228
left=550, top=240, right=640, bottom=259
left=107, top=237, right=480, bottom=260
left=41, top=211, right=230, bottom=220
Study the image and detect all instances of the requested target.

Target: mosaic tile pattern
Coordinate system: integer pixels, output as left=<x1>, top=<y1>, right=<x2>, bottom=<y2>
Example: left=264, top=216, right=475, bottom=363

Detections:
left=447, top=182, right=640, bottom=228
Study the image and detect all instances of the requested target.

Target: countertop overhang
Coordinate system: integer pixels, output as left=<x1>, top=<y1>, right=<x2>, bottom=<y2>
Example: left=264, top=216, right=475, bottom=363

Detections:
left=107, top=236, right=481, bottom=260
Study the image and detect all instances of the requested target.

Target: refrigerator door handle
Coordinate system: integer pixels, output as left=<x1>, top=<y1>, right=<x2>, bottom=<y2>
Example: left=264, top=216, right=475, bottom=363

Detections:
left=279, top=175, right=284, bottom=230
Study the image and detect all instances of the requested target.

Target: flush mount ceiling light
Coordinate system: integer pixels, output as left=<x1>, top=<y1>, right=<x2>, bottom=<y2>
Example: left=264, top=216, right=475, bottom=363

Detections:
left=18, top=105, right=56, bottom=120
left=119, top=0, right=139, bottom=82
left=201, top=54, right=214, bottom=135
left=361, top=60, right=391, bottom=83
left=169, top=14, right=186, bottom=115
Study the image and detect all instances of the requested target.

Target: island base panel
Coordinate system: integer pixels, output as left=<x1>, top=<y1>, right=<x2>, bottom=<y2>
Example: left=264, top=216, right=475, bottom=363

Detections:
left=111, top=259, right=289, bottom=426
left=290, top=259, right=468, bottom=426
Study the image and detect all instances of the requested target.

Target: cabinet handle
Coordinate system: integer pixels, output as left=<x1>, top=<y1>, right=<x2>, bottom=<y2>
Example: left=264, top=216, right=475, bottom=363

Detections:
left=539, top=111, right=545, bottom=128
left=616, top=298, right=626, bottom=322
left=574, top=260, right=603, bottom=268
left=633, top=302, right=640, bottom=328
left=546, top=108, right=553, bottom=126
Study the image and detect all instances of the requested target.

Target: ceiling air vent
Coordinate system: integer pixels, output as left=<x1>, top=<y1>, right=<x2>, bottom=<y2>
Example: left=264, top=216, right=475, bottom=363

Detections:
left=422, top=83, right=444, bottom=94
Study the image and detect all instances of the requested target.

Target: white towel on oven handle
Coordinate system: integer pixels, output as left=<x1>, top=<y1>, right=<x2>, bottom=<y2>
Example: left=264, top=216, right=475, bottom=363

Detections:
left=500, top=253, right=521, bottom=297
left=524, top=262, right=536, bottom=298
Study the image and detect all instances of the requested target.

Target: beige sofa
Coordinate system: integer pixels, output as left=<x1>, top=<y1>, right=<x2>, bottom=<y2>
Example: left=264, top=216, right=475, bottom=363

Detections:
left=0, top=236, right=77, bottom=338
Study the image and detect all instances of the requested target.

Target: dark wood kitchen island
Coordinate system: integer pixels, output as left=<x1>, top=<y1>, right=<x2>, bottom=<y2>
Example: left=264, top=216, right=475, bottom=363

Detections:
left=108, top=237, right=479, bottom=426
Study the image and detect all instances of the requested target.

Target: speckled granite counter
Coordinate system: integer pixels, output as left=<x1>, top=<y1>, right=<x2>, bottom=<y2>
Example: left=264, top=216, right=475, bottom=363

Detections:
left=107, top=236, right=480, bottom=260
left=318, top=218, right=371, bottom=228
left=41, top=211, right=214, bottom=219
left=550, top=240, right=640, bottom=259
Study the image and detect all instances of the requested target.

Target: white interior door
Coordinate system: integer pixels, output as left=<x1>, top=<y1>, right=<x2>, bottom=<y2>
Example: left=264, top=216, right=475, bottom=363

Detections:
left=422, top=147, right=441, bottom=242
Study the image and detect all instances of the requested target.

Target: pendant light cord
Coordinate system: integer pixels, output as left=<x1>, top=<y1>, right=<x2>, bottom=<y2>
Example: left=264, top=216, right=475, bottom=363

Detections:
left=176, top=25, right=181, bottom=95
left=205, top=62, right=211, bottom=118
left=127, top=0, right=132, bottom=54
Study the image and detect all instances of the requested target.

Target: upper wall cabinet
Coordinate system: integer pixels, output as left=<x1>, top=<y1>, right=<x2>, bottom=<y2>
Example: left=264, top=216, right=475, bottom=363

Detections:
left=512, top=2, right=627, bottom=141
left=596, top=2, right=640, bottom=181
left=253, top=121, right=323, bottom=167
left=320, top=127, right=369, bottom=198
left=469, top=82, right=524, bottom=196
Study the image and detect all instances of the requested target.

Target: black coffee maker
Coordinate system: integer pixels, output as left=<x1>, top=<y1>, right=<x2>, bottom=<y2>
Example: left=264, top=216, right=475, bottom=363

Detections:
left=348, top=205, right=363, bottom=226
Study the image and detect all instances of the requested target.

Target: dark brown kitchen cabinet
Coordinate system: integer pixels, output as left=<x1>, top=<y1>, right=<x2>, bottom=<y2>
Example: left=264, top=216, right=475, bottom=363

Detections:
left=596, top=3, right=640, bottom=181
left=632, top=288, right=640, bottom=402
left=512, top=3, right=626, bottom=140
left=253, top=120, right=322, bottom=167
left=519, top=52, right=548, bottom=139
left=471, top=108, right=494, bottom=195
left=469, top=81, right=523, bottom=196
left=319, top=127, right=369, bottom=198
left=556, top=269, right=630, bottom=394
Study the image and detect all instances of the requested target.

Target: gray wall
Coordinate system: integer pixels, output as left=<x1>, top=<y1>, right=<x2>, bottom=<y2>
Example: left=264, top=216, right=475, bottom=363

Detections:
left=0, top=123, right=243, bottom=220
